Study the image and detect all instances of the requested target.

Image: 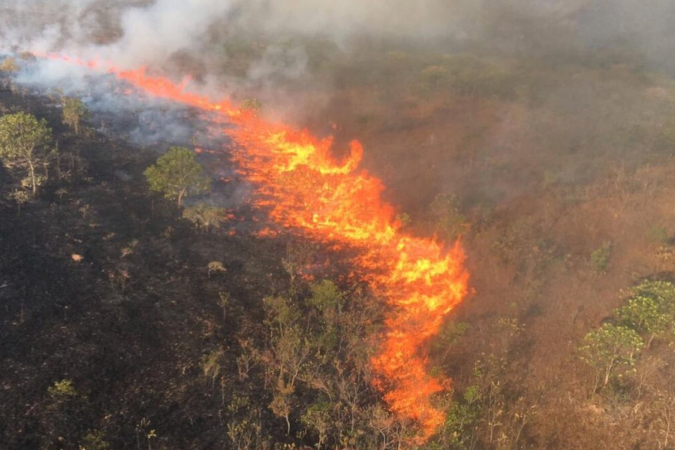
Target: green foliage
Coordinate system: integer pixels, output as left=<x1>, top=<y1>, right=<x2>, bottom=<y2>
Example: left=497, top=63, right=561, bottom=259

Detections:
left=647, top=226, right=669, bottom=244
left=422, top=385, right=481, bottom=450
left=616, top=295, right=671, bottom=343
left=301, top=401, right=332, bottom=449
left=7, top=188, right=30, bottom=215
left=442, top=386, right=482, bottom=449
left=182, top=203, right=225, bottom=232
left=307, top=280, right=344, bottom=316
left=62, top=97, right=87, bottom=135
left=258, top=281, right=385, bottom=447
left=430, top=320, right=469, bottom=356
left=264, top=295, right=302, bottom=335
left=631, top=280, right=675, bottom=312
left=201, top=349, right=226, bottom=385
left=0, top=57, right=19, bottom=74
left=218, top=291, right=231, bottom=319
left=580, top=323, right=644, bottom=389
left=617, top=280, right=675, bottom=346
left=80, top=430, right=110, bottom=450
left=0, top=112, right=52, bottom=196
left=144, top=147, right=210, bottom=207
left=429, top=193, right=469, bottom=241
left=226, top=393, right=267, bottom=449
left=590, top=242, right=612, bottom=273
left=307, top=280, right=345, bottom=351
left=48, top=379, right=78, bottom=399
left=419, top=54, right=521, bottom=100
left=207, top=261, right=226, bottom=276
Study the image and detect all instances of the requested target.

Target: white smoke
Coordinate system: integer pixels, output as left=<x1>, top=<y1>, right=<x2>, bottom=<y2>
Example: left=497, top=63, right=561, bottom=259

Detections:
left=3, top=0, right=675, bottom=74
left=99, top=0, right=233, bottom=68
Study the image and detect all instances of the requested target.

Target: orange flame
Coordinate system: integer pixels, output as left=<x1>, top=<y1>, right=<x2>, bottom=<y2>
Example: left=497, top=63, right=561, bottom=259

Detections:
left=38, top=53, right=469, bottom=441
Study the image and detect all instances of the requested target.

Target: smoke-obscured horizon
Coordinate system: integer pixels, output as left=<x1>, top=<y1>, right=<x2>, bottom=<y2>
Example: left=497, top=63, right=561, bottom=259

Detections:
left=3, top=0, right=675, bottom=73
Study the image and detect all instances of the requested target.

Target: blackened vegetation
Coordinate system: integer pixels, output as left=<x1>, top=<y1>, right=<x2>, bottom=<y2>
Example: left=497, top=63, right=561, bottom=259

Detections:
left=0, top=84, right=379, bottom=449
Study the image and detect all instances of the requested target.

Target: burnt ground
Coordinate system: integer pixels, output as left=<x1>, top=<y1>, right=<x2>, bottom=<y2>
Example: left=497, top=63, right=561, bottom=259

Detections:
left=0, top=86, right=298, bottom=449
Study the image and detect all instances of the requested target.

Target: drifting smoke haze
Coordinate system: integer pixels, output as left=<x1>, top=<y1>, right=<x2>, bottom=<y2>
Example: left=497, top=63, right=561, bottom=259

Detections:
left=4, top=0, right=675, bottom=218
left=3, top=0, right=675, bottom=116
left=2, top=1, right=675, bottom=68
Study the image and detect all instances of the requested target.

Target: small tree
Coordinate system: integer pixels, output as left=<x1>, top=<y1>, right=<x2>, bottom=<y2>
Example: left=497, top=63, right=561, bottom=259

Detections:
left=182, top=203, right=225, bottom=232
left=0, top=112, right=52, bottom=196
left=144, top=147, right=210, bottom=207
left=7, top=189, right=30, bottom=215
left=616, top=294, right=672, bottom=348
left=0, top=57, right=19, bottom=74
left=581, top=323, right=644, bottom=391
left=632, top=280, right=675, bottom=316
left=62, top=97, right=87, bottom=135
left=590, top=242, right=612, bottom=274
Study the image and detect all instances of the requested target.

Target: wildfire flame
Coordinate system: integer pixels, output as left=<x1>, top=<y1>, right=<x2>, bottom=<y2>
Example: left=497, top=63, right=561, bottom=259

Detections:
left=36, top=53, right=469, bottom=441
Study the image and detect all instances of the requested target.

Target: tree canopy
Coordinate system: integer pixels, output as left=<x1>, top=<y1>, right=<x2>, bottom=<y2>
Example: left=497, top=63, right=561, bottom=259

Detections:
left=0, top=112, right=52, bottom=196
left=0, top=57, right=19, bottom=74
left=581, top=323, right=644, bottom=390
left=62, top=97, right=87, bottom=135
left=144, top=147, right=211, bottom=207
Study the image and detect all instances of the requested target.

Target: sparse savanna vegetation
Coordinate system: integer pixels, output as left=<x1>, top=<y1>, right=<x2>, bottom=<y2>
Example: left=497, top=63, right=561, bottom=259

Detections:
left=7, top=3, right=675, bottom=450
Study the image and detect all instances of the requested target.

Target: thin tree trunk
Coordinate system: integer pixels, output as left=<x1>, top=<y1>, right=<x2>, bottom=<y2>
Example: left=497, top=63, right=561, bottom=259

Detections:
left=604, top=359, right=616, bottom=387
left=663, top=406, right=672, bottom=449
left=28, top=160, right=37, bottom=196
left=177, top=188, right=185, bottom=208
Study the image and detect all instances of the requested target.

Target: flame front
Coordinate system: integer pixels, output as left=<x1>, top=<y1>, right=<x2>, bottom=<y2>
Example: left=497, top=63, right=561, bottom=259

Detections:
left=40, top=54, right=469, bottom=441
left=234, top=120, right=469, bottom=441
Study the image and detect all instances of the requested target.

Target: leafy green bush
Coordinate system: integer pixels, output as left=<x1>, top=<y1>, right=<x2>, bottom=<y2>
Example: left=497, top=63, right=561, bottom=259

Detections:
left=80, top=430, right=111, bottom=450
left=617, top=280, right=675, bottom=347
left=580, top=324, right=644, bottom=390
left=590, top=242, right=612, bottom=273
left=647, top=226, right=669, bottom=244
left=48, top=379, right=78, bottom=398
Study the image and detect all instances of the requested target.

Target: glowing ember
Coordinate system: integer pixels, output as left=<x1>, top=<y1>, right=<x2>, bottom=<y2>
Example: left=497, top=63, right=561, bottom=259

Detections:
left=38, top=53, right=469, bottom=441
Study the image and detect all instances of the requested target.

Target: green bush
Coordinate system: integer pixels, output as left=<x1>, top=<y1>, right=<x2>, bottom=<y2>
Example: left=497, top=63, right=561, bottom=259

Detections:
left=580, top=323, right=644, bottom=390
left=144, top=147, right=210, bottom=207
left=48, top=379, right=78, bottom=398
left=590, top=242, right=612, bottom=273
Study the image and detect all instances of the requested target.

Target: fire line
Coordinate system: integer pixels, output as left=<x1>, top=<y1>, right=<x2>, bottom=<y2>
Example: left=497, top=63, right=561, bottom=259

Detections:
left=36, top=53, right=470, bottom=442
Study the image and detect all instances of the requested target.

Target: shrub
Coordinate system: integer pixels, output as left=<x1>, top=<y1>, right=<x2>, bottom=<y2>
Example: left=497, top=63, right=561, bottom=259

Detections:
left=590, top=242, right=612, bottom=273
left=0, top=57, right=19, bottom=74
left=580, top=323, right=644, bottom=390
left=48, top=379, right=78, bottom=398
